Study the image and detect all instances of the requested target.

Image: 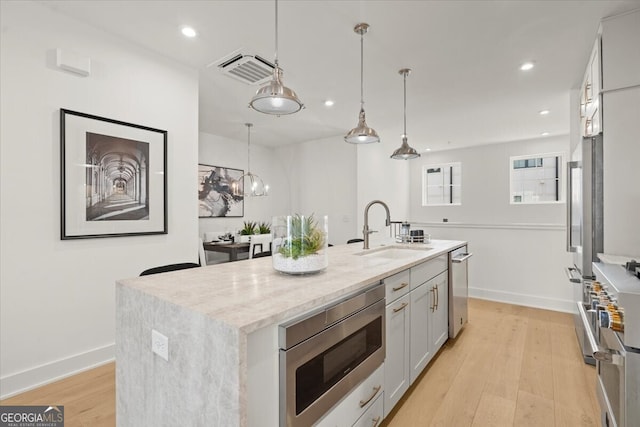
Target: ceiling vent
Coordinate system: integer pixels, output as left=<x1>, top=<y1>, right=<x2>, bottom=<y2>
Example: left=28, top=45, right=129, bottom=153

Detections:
left=214, top=53, right=276, bottom=85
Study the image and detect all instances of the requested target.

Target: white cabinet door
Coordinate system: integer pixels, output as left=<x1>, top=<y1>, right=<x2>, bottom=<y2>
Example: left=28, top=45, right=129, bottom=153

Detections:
left=409, top=282, right=431, bottom=385
left=353, top=394, right=383, bottom=427
left=601, top=9, right=640, bottom=91
left=314, top=364, right=384, bottom=427
left=580, top=38, right=601, bottom=137
left=431, top=272, right=449, bottom=352
left=384, top=293, right=410, bottom=417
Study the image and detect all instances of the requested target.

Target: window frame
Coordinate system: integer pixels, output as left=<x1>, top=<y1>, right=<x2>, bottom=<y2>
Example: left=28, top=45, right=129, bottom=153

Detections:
left=509, top=152, right=565, bottom=205
left=421, top=161, right=462, bottom=206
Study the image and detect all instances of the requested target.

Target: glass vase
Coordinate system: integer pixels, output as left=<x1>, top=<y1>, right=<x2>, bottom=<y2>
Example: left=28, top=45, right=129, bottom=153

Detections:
left=272, top=214, right=328, bottom=274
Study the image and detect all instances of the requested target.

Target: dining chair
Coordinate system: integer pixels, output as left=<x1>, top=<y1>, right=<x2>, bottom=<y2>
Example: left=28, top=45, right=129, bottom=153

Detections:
left=347, top=238, right=364, bottom=244
left=252, top=251, right=272, bottom=258
left=249, top=234, right=273, bottom=259
left=199, top=238, right=207, bottom=266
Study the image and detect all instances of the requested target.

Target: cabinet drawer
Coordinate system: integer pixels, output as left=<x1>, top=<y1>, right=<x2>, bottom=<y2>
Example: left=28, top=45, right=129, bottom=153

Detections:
left=410, top=255, right=447, bottom=289
left=353, top=394, right=383, bottom=427
left=315, top=364, right=384, bottom=427
left=384, top=269, right=411, bottom=302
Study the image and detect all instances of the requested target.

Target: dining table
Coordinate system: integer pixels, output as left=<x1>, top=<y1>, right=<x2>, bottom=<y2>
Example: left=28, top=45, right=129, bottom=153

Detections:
left=202, top=241, right=250, bottom=262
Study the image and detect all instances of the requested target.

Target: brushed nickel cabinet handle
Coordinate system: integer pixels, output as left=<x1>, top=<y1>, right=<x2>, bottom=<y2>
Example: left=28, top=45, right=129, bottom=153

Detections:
left=359, top=385, right=381, bottom=408
left=393, top=302, right=408, bottom=313
left=584, top=83, right=592, bottom=104
left=392, top=282, right=408, bottom=292
left=430, top=288, right=436, bottom=312
left=372, top=416, right=382, bottom=427
left=584, top=118, right=592, bottom=136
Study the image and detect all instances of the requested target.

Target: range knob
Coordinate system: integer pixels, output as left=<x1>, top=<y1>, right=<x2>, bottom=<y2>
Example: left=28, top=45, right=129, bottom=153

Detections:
left=599, top=306, right=624, bottom=332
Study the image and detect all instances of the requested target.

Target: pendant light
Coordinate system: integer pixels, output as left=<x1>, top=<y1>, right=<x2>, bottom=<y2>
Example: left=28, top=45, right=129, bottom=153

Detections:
left=391, top=68, right=421, bottom=160
left=233, top=123, right=268, bottom=197
left=344, top=23, right=380, bottom=144
left=249, top=0, right=303, bottom=116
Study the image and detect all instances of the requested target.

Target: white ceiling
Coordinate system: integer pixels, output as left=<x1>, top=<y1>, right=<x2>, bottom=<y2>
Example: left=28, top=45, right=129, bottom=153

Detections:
left=41, top=0, right=639, bottom=150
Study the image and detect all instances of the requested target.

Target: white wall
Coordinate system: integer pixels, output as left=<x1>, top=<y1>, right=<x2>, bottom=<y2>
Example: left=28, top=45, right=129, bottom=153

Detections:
left=356, top=138, right=411, bottom=245
left=408, top=136, right=574, bottom=312
left=275, top=136, right=358, bottom=246
left=274, top=134, right=412, bottom=246
left=409, top=136, right=568, bottom=224
left=0, top=2, right=199, bottom=398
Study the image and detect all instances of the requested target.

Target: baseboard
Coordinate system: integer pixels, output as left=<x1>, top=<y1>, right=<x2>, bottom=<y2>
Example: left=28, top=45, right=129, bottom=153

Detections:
left=0, top=343, right=115, bottom=400
left=469, top=287, right=575, bottom=313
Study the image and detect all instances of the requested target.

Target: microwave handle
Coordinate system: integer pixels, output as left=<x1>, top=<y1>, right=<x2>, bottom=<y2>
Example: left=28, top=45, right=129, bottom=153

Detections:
left=566, top=161, right=580, bottom=252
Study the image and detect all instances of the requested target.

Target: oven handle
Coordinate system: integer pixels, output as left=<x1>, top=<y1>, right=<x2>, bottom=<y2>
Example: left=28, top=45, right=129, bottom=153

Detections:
left=565, top=267, right=582, bottom=283
left=577, top=302, right=621, bottom=364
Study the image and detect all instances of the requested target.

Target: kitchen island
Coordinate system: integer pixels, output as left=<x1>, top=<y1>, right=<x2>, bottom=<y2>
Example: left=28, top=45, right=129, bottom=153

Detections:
left=116, top=239, right=466, bottom=427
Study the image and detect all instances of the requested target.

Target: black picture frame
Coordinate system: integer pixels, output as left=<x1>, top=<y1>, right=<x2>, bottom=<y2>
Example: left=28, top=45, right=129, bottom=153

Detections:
left=198, top=163, right=244, bottom=218
left=60, top=109, right=168, bottom=239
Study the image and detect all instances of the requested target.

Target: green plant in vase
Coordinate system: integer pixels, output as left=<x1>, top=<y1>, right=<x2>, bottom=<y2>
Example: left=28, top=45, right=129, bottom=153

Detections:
left=278, top=214, right=326, bottom=260
left=240, top=221, right=256, bottom=236
left=257, top=221, right=271, bottom=235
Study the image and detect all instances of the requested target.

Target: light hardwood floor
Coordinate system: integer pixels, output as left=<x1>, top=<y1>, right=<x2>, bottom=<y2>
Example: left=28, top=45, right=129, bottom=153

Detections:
left=1, top=299, right=599, bottom=427
left=383, top=298, right=600, bottom=427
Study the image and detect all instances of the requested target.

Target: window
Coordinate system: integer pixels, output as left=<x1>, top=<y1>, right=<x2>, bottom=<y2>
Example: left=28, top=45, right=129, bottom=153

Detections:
left=510, top=153, right=564, bottom=204
left=422, top=162, right=461, bottom=206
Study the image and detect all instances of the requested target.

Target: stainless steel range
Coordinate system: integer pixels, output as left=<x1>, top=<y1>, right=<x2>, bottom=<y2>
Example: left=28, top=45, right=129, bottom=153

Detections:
left=580, top=262, right=640, bottom=427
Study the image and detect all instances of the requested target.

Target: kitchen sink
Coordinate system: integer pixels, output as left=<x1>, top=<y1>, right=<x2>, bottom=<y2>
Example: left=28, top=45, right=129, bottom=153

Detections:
left=355, top=246, right=430, bottom=260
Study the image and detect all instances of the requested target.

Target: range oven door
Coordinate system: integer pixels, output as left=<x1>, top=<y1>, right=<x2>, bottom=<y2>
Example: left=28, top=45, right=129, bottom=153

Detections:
left=596, top=327, right=640, bottom=427
left=280, top=299, right=385, bottom=427
left=573, top=283, right=597, bottom=365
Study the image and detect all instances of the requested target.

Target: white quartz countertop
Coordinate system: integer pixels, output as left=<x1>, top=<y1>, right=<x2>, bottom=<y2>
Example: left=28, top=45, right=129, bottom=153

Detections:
left=117, top=239, right=466, bottom=334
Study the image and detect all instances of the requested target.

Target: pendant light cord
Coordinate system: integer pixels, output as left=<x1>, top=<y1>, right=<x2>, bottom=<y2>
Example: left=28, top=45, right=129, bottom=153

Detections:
left=360, top=30, right=364, bottom=108
left=247, top=124, right=252, bottom=174
left=274, top=0, right=279, bottom=66
left=403, top=72, right=407, bottom=136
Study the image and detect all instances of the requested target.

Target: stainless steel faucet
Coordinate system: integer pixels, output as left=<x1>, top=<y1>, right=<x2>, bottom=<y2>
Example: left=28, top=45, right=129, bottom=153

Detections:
left=363, top=200, right=391, bottom=249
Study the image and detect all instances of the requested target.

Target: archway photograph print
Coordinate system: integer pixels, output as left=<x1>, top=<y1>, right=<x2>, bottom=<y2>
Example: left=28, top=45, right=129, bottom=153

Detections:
left=60, top=109, right=167, bottom=239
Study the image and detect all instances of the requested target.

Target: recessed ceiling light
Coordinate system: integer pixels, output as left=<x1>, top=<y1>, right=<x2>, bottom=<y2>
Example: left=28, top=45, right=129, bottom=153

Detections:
left=324, top=100, right=334, bottom=107
left=181, top=27, right=197, bottom=38
left=539, top=110, right=550, bottom=115
left=425, top=148, right=432, bottom=152
left=520, top=62, right=535, bottom=71
left=541, top=132, right=550, bottom=136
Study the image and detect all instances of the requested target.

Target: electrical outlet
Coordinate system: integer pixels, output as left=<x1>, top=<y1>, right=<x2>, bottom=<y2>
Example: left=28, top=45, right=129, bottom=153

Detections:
left=151, top=329, right=169, bottom=361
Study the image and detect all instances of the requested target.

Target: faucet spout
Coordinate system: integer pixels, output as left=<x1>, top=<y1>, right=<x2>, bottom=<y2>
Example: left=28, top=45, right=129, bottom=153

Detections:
left=363, top=200, right=392, bottom=249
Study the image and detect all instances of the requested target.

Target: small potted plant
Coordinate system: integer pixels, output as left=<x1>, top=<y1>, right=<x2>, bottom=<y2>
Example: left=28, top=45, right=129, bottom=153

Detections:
left=272, top=214, right=328, bottom=274
left=257, top=221, right=271, bottom=235
left=238, top=221, right=256, bottom=243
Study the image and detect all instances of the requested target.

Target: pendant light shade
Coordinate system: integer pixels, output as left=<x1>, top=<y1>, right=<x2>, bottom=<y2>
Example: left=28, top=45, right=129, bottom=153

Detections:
left=233, top=123, right=268, bottom=197
left=345, top=23, right=379, bottom=144
left=249, top=0, right=303, bottom=116
left=391, top=69, right=421, bottom=160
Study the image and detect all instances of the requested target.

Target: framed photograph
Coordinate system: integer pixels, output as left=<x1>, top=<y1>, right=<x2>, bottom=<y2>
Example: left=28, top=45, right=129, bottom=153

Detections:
left=198, top=164, right=244, bottom=217
left=60, top=109, right=167, bottom=239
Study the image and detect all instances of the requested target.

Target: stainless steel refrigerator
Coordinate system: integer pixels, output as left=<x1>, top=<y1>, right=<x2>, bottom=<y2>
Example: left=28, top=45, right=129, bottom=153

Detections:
left=566, top=134, right=603, bottom=365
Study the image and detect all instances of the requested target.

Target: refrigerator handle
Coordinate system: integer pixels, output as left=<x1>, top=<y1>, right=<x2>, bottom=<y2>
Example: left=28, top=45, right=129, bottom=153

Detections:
left=565, top=266, right=582, bottom=283
left=566, top=161, right=580, bottom=252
